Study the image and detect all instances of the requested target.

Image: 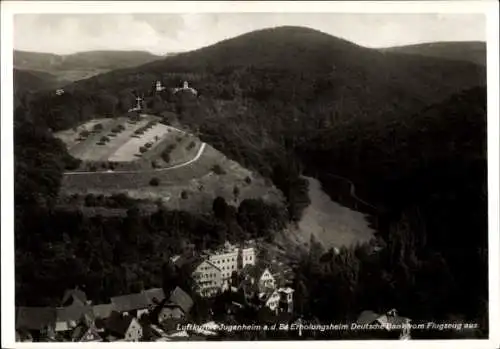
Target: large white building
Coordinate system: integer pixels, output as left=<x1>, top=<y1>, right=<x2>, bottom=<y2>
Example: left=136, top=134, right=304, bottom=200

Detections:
left=191, top=260, right=223, bottom=298
left=203, top=241, right=256, bottom=282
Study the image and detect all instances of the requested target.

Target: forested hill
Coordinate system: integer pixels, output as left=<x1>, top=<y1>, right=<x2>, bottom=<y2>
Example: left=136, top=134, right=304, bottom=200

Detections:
left=295, top=86, right=488, bottom=333
left=24, top=26, right=485, bottom=132
left=14, top=69, right=67, bottom=97
left=381, top=41, right=486, bottom=66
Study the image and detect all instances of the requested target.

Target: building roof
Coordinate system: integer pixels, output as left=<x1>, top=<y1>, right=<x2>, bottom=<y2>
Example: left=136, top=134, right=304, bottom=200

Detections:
left=356, top=310, right=381, bottom=325
left=56, top=305, right=93, bottom=323
left=15, top=329, right=33, bottom=341
left=376, top=314, right=411, bottom=328
left=111, top=293, right=151, bottom=313
left=204, top=259, right=221, bottom=271
left=168, top=287, right=193, bottom=314
left=240, top=263, right=270, bottom=280
left=239, top=277, right=260, bottom=295
left=105, top=312, right=136, bottom=337
left=177, top=255, right=208, bottom=276
left=259, top=290, right=279, bottom=304
left=71, top=324, right=102, bottom=342
left=356, top=310, right=410, bottom=329
left=61, top=288, right=88, bottom=307
left=16, top=307, right=57, bottom=331
left=143, top=288, right=165, bottom=304
left=92, top=304, right=115, bottom=320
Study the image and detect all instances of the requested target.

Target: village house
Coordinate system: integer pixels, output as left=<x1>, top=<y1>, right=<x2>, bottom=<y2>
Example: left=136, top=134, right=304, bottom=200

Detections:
left=278, top=287, right=294, bottom=314
left=156, top=287, right=194, bottom=324
left=61, top=287, right=90, bottom=307
left=15, top=287, right=169, bottom=342
left=15, top=329, right=33, bottom=342
left=236, top=263, right=295, bottom=315
left=191, top=259, right=223, bottom=297
left=143, top=288, right=165, bottom=305
left=15, top=306, right=57, bottom=341
left=92, top=303, right=115, bottom=322
left=356, top=309, right=411, bottom=339
left=239, top=264, right=276, bottom=293
left=259, top=289, right=281, bottom=312
left=104, top=311, right=143, bottom=342
left=70, top=323, right=102, bottom=342
left=110, top=289, right=161, bottom=318
left=54, top=304, right=94, bottom=333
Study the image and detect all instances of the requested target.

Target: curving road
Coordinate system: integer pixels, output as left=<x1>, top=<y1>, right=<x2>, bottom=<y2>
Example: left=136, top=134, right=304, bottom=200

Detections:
left=64, top=142, right=207, bottom=176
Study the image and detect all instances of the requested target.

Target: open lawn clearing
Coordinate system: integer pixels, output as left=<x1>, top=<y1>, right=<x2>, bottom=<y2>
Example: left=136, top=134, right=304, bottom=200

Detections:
left=108, top=123, right=170, bottom=162
left=68, top=118, right=153, bottom=161
left=61, top=143, right=219, bottom=191
left=165, top=134, right=202, bottom=166
left=61, top=144, right=284, bottom=213
left=294, top=177, right=375, bottom=249
left=135, top=131, right=202, bottom=167
left=140, top=131, right=203, bottom=167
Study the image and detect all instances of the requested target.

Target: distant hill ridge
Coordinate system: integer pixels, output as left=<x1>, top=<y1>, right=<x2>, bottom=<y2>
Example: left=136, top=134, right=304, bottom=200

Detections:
left=14, top=49, right=164, bottom=85
left=14, top=49, right=162, bottom=70
left=380, top=41, right=486, bottom=66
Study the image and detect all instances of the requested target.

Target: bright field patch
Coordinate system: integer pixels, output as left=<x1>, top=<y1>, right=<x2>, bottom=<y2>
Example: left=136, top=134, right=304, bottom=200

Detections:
left=57, top=117, right=157, bottom=162
left=108, top=123, right=170, bottom=162
left=55, top=116, right=200, bottom=169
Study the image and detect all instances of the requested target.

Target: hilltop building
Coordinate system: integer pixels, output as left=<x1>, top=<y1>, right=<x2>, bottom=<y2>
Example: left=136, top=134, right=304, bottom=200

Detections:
left=155, top=81, right=166, bottom=92
left=173, top=81, right=198, bottom=96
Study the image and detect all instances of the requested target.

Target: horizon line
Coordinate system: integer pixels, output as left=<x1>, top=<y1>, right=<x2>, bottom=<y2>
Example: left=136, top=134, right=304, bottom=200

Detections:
left=12, top=25, right=486, bottom=56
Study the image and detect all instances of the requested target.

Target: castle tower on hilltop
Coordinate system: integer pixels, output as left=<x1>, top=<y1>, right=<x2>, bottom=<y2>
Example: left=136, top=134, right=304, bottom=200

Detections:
left=173, top=80, right=198, bottom=96
left=156, top=81, right=165, bottom=92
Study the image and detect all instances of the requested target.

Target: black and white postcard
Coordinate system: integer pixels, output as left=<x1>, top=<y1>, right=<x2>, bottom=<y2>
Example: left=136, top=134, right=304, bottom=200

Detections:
left=1, top=1, right=499, bottom=348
